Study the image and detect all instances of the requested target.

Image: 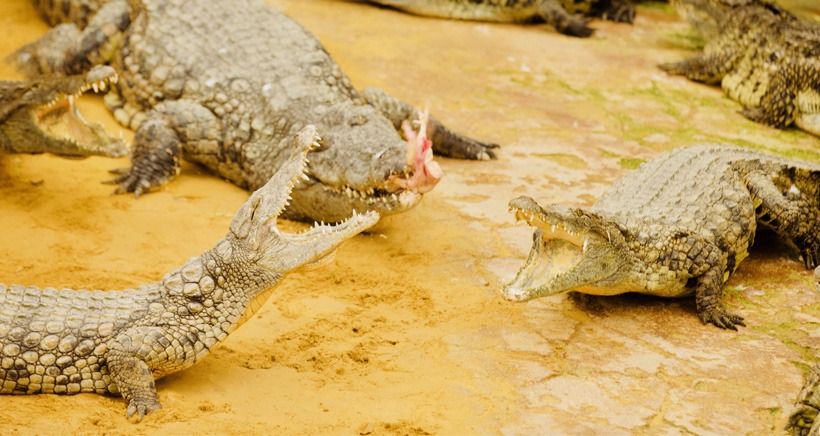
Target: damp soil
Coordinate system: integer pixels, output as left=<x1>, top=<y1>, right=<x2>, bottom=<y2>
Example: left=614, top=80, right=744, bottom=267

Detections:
left=1, top=0, right=819, bottom=434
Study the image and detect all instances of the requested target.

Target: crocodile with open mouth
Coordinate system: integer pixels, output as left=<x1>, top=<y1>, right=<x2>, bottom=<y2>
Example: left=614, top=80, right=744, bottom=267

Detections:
left=660, top=0, right=820, bottom=137
left=1, top=65, right=125, bottom=158
left=354, top=0, right=637, bottom=38
left=15, top=0, right=497, bottom=223
left=0, top=126, right=379, bottom=420
left=503, top=145, right=820, bottom=330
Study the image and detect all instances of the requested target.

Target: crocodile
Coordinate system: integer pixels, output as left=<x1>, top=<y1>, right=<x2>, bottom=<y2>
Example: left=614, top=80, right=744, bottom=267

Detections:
left=788, top=363, right=820, bottom=436
left=0, top=125, right=379, bottom=420
left=14, top=0, right=497, bottom=223
left=354, top=0, right=637, bottom=38
left=503, top=145, right=820, bottom=330
left=660, top=0, right=820, bottom=137
left=1, top=65, right=125, bottom=158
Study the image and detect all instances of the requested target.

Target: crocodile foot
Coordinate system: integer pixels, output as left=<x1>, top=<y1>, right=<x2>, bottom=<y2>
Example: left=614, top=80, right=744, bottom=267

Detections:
left=741, top=106, right=786, bottom=129
left=103, top=118, right=182, bottom=196
left=127, top=397, right=162, bottom=421
left=697, top=306, right=746, bottom=330
left=559, top=16, right=595, bottom=38
left=601, top=1, right=635, bottom=24
left=786, top=405, right=819, bottom=436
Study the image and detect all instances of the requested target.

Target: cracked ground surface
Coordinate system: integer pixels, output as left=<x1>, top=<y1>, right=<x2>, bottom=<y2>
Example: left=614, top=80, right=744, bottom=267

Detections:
left=0, top=0, right=819, bottom=433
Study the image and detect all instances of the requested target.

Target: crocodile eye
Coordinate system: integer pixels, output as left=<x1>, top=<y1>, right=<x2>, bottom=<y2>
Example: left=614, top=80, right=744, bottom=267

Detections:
left=348, top=114, right=368, bottom=126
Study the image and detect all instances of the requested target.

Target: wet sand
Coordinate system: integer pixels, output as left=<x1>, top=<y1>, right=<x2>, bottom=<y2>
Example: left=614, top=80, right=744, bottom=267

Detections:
left=1, top=0, right=819, bottom=433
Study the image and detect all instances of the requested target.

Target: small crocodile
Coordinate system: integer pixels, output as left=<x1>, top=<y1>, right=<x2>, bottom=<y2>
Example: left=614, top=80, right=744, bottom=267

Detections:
left=0, top=126, right=379, bottom=420
left=660, top=0, right=820, bottom=137
left=503, top=145, right=820, bottom=329
left=15, top=0, right=496, bottom=223
left=354, top=0, right=637, bottom=38
left=1, top=65, right=125, bottom=158
left=788, top=363, right=820, bottom=436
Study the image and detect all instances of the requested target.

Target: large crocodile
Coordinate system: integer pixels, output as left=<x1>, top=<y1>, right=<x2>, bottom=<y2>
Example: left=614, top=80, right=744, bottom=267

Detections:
left=503, top=145, right=820, bottom=329
left=1, top=65, right=125, bottom=158
left=14, top=0, right=497, bottom=223
left=354, top=0, right=637, bottom=38
left=788, top=363, right=820, bottom=435
left=0, top=126, right=379, bottom=420
left=660, top=0, right=820, bottom=137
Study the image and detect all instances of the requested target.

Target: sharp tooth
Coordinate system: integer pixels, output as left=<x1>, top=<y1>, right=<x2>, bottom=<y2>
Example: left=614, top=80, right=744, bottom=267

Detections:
left=100, top=81, right=107, bottom=91
left=302, top=174, right=309, bottom=181
left=583, top=238, right=588, bottom=254
left=392, top=194, right=398, bottom=202
left=551, top=224, right=556, bottom=232
left=314, top=221, right=319, bottom=227
left=92, top=83, right=99, bottom=92
left=111, top=75, right=118, bottom=84
left=68, top=95, right=74, bottom=105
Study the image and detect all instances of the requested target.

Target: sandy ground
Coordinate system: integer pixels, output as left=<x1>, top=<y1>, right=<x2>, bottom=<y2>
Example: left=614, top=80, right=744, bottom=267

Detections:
left=1, top=0, right=820, bottom=434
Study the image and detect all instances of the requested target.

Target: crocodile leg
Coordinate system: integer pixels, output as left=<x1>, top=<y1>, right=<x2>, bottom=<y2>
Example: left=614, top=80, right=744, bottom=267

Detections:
left=592, top=0, right=636, bottom=24
left=742, top=61, right=820, bottom=133
left=12, top=0, right=131, bottom=77
left=694, top=254, right=746, bottom=330
left=361, top=87, right=498, bottom=160
left=746, top=171, right=820, bottom=269
left=659, top=49, right=740, bottom=85
left=106, top=100, right=223, bottom=196
left=106, top=329, right=166, bottom=420
left=537, top=0, right=594, bottom=37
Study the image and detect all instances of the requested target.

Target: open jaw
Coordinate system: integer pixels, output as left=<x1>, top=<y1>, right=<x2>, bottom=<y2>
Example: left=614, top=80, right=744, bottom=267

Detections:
left=285, top=110, right=443, bottom=223
left=238, top=125, right=380, bottom=271
left=28, top=65, right=127, bottom=157
left=501, top=196, right=618, bottom=302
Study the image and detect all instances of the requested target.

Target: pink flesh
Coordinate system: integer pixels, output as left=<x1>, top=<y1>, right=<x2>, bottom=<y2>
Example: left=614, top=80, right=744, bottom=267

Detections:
left=394, top=112, right=442, bottom=194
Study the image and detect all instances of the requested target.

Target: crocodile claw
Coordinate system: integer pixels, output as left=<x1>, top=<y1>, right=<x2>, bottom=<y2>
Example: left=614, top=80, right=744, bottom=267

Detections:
left=126, top=398, right=162, bottom=421
left=560, top=17, right=595, bottom=38
left=103, top=168, right=162, bottom=198
left=698, top=307, right=746, bottom=330
left=786, top=405, right=819, bottom=435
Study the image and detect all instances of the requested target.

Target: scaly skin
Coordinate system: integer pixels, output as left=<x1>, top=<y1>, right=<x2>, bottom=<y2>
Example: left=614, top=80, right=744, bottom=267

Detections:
left=503, top=145, right=820, bottom=330
left=788, top=363, right=820, bottom=436
left=0, top=126, right=379, bottom=420
left=356, top=0, right=637, bottom=38
left=15, top=0, right=497, bottom=223
left=0, top=65, right=126, bottom=158
left=660, top=0, right=820, bottom=137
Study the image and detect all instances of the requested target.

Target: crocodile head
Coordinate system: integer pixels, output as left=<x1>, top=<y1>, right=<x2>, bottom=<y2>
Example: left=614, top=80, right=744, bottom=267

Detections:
left=230, top=125, right=380, bottom=273
left=284, top=105, right=441, bottom=224
left=0, top=65, right=127, bottom=157
left=502, top=196, right=631, bottom=302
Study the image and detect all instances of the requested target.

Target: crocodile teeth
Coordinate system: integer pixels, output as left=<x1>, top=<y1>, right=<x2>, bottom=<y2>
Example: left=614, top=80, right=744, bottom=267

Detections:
left=92, top=83, right=99, bottom=93
left=99, top=81, right=107, bottom=91
left=302, top=174, right=310, bottom=181
left=551, top=224, right=556, bottom=233
left=583, top=238, right=588, bottom=254
left=68, top=95, right=75, bottom=106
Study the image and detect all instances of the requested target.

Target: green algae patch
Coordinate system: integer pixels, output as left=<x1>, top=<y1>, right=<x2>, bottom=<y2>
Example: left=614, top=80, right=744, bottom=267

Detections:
left=618, top=158, right=645, bottom=170
left=533, top=153, right=588, bottom=169
left=660, top=31, right=706, bottom=51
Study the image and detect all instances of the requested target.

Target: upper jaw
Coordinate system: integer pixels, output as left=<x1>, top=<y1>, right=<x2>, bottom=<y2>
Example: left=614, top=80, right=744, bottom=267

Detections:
left=508, top=196, right=595, bottom=248
left=27, top=65, right=126, bottom=157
